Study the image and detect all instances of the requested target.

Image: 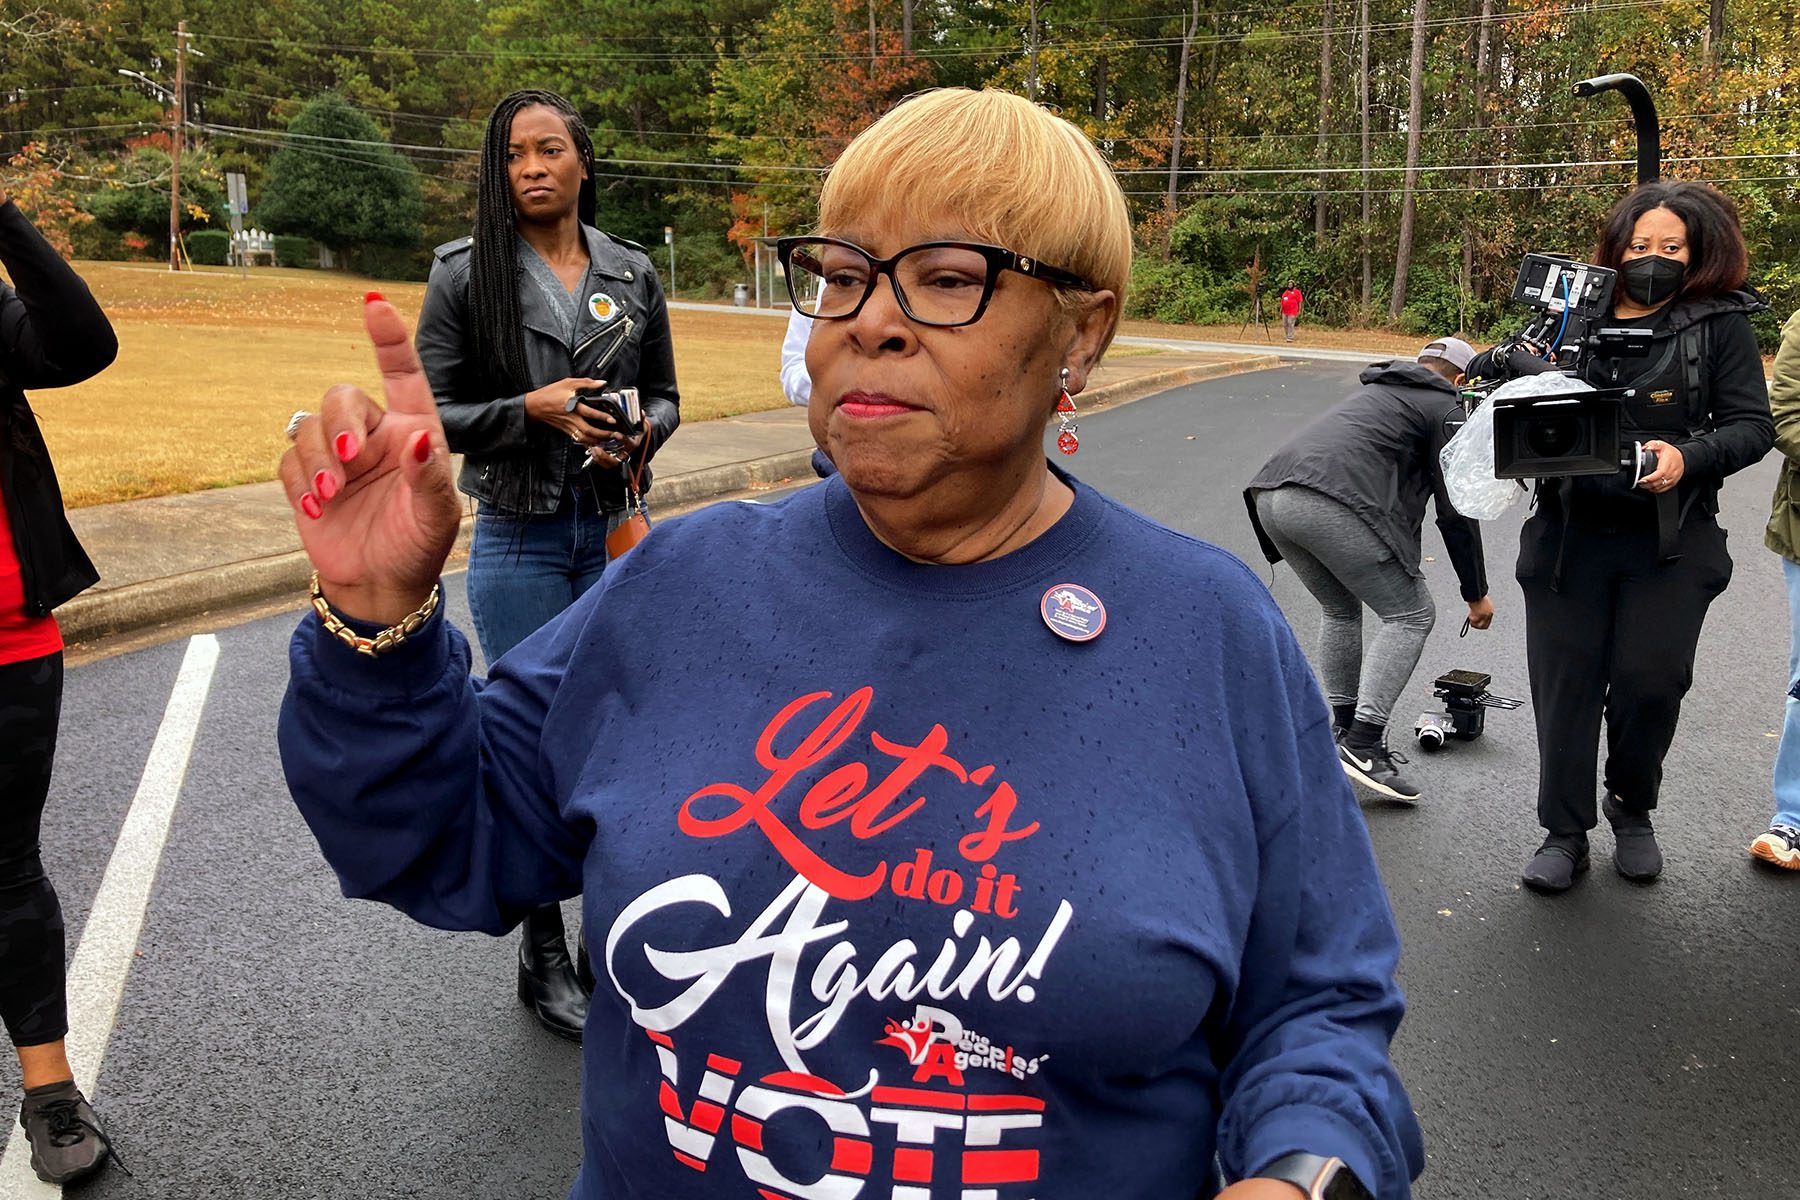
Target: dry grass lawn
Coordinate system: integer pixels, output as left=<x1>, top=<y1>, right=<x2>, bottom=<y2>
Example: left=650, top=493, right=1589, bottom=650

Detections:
left=36, top=262, right=795, bottom=507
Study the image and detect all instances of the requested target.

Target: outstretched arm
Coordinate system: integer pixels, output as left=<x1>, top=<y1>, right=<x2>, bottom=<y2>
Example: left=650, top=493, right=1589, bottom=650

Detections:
left=278, top=298, right=587, bottom=933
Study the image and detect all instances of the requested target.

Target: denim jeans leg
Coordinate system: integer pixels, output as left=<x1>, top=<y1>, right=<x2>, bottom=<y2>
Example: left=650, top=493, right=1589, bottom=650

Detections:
left=1773, top=557, right=1800, bottom=828
left=466, top=505, right=583, bottom=662
left=570, top=503, right=645, bottom=596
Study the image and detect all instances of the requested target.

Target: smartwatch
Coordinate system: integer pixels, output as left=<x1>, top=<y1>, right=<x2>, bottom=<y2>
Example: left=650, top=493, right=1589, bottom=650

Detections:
left=1254, top=1153, right=1373, bottom=1200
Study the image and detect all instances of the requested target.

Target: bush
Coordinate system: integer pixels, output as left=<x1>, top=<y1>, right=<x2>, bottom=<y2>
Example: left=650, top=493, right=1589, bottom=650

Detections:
left=350, top=242, right=431, bottom=283
left=187, top=229, right=231, bottom=267
left=1125, top=259, right=1255, bottom=327
left=274, top=235, right=316, bottom=269
left=69, top=221, right=133, bottom=261
left=1754, top=260, right=1800, bottom=352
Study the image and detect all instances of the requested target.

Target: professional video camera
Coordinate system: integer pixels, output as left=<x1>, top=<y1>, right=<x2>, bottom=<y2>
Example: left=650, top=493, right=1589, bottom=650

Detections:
left=1412, top=670, right=1523, bottom=752
left=1473, top=73, right=1668, bottom=482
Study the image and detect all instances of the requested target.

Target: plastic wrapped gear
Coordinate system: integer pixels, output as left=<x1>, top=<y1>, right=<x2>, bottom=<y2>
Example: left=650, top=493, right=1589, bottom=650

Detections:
left=1439, top=373, right=1594, bottom=519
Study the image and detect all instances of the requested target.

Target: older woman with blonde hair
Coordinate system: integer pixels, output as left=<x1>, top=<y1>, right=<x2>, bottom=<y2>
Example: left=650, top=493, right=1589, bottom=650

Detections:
left=277, top=88, right=1423, bottom=1199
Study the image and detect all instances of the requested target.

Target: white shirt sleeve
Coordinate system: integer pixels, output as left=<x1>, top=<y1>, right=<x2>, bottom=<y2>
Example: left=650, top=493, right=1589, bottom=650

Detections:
left=779, top=303, right=813, bottom=407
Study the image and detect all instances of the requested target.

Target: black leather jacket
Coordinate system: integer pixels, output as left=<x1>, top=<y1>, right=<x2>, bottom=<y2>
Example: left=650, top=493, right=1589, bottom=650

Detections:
left=0, top=201, right=118, bottom=617
left=415, top=224, right=680, bottom=515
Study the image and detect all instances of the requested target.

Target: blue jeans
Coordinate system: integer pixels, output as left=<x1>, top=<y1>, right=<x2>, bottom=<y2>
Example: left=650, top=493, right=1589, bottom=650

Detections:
left=466, top=497, right=634, bottom=662
left=1773, top=556, right=1800, bottom=828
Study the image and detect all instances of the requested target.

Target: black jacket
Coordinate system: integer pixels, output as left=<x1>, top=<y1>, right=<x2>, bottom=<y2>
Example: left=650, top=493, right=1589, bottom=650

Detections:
left=1466, top=290, right=1772, bottom=526
left=0, top=201, right=118, bottom=617
left=1245, top=360, right=1488, bottom=602
left=415, top=224, right=680, bottom=515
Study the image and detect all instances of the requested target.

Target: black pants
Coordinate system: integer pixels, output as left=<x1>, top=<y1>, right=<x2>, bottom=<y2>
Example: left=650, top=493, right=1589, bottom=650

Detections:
left=1517, top=514, right=1732, bottom=836
left=0, top=651, right=68, bottom=1047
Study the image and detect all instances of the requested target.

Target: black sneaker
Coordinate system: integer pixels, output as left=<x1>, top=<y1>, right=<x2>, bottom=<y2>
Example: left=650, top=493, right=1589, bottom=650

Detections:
left=1749, top=823, right=1800, bottom=871
left=1522, top=837, right=1591, bottom=893
left=1602, top=793, right=1663, bottom=882
left=18, top=1080, right=128, bottom=1185
left=1338, top=739, right=1423, bottom=802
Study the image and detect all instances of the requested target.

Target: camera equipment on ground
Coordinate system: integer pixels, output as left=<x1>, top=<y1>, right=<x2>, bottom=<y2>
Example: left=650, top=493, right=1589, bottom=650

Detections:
left=1413, top=670, right=1523, bottom=751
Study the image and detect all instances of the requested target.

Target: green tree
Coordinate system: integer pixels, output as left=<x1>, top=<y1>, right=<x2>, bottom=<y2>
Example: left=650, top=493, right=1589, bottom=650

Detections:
left=83, top=142, right=228, bottom=239
left=256, top=93, right=424, bottom=257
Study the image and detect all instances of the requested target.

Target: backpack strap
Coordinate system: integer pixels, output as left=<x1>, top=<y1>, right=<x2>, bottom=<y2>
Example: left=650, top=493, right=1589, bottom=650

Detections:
left=1681, top=319, right=1710, bottom=438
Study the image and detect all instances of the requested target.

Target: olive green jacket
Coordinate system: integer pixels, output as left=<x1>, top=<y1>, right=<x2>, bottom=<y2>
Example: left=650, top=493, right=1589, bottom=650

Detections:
left=1765, top=309, right=1800, bottom=562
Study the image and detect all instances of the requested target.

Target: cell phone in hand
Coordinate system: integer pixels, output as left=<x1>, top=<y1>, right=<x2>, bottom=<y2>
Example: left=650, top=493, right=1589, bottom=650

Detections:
left=566, top=388, right=644, bottom=437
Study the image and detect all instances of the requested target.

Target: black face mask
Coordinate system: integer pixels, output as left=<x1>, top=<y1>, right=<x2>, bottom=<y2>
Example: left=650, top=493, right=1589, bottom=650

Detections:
left=1621, top=254, right=1686, bottom=306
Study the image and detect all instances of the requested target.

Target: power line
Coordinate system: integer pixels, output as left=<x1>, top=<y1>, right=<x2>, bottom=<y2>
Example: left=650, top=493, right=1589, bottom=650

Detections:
left=180, top=0, right=1678, bottom=65
left=1139, top=172, right=1800, bottom=198
left=0, top=121, right=158, bottom=136
left=1129, top=150, right=1800, bottom=177
left=183, top=80, right=1791, bottom=153
left=191, top=119, right=1800, bottom=180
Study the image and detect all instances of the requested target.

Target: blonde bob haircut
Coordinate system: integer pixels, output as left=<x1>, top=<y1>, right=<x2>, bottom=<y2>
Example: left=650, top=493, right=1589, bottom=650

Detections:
left=817, top=88, right=1132, bottom=350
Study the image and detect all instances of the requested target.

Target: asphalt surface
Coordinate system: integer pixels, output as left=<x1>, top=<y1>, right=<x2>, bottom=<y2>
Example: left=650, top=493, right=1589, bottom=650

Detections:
left=8, top=359, right=1795, bottom=1199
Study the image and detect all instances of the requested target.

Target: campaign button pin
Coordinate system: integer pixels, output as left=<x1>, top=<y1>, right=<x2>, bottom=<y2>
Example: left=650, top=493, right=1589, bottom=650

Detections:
left=589, top=292, right=619, bottom=321
left=1041, top=583, right=1106, bottom=642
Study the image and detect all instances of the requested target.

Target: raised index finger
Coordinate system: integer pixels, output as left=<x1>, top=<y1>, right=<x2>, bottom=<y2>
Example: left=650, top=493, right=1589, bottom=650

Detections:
left=363, top=293, right=436, bottom=417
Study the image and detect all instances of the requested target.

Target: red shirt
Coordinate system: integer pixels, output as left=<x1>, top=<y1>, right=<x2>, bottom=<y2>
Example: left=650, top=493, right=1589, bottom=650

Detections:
left=1279, top=289, right=1303, bottom=317
left=0, top=482, right=63, bottom=664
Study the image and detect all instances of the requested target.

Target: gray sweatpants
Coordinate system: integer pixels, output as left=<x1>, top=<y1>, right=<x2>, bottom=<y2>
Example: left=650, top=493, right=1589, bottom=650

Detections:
left=1254, top=485, right=1435, bottom=727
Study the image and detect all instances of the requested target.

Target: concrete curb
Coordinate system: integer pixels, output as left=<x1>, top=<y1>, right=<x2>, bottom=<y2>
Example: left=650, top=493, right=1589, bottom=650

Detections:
left=55, top=353, right=1283, bottom=647
left=55, top=519, right=479, bottom=647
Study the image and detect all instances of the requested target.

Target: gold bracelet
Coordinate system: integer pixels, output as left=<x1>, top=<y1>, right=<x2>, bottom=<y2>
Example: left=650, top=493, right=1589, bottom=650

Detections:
left=309, top=572, right=441, bottom=657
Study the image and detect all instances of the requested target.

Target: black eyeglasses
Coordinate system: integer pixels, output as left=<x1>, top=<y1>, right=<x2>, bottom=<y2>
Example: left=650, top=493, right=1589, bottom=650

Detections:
left=776, top=236, right=1095, bottom=329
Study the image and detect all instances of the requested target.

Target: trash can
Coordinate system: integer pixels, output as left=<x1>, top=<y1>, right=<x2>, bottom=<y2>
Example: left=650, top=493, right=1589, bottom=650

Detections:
left=733, top=283, right=750, bottom=307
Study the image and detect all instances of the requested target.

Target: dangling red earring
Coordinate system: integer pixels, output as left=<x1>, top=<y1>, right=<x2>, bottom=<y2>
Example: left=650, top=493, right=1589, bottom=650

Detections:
left=1055, top=367, right=1079, bottom=455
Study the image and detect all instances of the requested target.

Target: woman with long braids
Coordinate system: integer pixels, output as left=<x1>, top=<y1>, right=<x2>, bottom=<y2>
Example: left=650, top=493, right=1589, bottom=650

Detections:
left=412, top=89, right=680, bottom=1040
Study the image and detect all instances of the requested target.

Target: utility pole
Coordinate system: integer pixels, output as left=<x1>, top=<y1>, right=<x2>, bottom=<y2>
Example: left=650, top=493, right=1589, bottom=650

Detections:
left=168, top=20, right=188, bottom=272
left=1027, top=0, right=1040, bottom=100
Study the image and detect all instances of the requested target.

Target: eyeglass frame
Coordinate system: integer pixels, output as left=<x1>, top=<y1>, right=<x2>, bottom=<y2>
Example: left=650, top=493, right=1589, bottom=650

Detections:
left=775, top=236, right=1096, bottom=330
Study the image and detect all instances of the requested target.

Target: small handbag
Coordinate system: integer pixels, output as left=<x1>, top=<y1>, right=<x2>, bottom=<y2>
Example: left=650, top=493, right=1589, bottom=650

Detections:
left=605, top=432, right=652, bottom=558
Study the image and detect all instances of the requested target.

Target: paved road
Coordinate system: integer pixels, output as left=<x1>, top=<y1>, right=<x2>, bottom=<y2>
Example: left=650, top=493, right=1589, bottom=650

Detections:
left=5, top=360, right=1793, bottom=1198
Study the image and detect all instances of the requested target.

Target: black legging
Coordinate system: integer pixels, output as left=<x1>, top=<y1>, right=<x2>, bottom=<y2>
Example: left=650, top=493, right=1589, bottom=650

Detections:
left=0, top=651, right=68, bottom=1048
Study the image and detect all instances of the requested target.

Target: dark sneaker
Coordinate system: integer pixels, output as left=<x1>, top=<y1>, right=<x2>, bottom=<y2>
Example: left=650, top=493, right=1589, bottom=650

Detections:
left=1749, top=823, right=1800, bottom=871
left=1522, top=837, right=1591, bottom=893
left=1338, top=739, right=1423, bottom=802
left=18, top=1080, right=126, bottom=1185
left=1602, top=793, right=1664, bottom=881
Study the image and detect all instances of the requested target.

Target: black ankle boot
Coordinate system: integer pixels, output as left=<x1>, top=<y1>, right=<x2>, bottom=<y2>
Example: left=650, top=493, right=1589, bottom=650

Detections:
left=517, top=904, right=588, bottom=1042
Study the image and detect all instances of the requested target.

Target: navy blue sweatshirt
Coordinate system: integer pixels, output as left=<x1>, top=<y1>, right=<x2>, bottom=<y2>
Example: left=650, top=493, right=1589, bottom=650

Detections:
left=279, top=471, right=1424, bottom=1199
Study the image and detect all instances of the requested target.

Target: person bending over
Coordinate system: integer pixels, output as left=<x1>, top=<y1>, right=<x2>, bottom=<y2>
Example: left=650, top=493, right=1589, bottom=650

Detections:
left=1247, top=337, right=1492, bottom=802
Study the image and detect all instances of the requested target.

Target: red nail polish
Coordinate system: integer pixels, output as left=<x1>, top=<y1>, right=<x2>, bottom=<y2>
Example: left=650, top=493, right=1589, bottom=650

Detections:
left=412, top=432, right=431, bottom=463
left=300, top=494, right=322, bottom=520
left=334, top=432, right=357, bottom=462
left=314, top=470, right=338, bottom=501
left=364, top=290, right=385, bottom=305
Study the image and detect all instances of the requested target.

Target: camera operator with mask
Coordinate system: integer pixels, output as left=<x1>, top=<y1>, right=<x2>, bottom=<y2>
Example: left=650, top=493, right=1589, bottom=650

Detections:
left=1247, top=337, right=1494, bottom=803
left=1468, top=182, right=1772, bottom=893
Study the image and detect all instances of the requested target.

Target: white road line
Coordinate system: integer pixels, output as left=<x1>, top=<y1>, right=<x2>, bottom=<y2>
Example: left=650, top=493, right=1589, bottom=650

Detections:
left=0, top=635, right=220, bottom=1195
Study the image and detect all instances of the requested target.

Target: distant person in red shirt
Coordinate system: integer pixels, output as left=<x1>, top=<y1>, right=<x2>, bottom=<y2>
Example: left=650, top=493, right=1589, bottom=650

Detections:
left=0, top=191, right=123, bottom=1184
left=1279, top=283, right=1304, bottom=342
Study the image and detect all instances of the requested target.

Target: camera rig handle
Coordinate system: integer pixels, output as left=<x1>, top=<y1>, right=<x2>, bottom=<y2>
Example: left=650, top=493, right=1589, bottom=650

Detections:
left=1572, top=73, right=1660, bottom=184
